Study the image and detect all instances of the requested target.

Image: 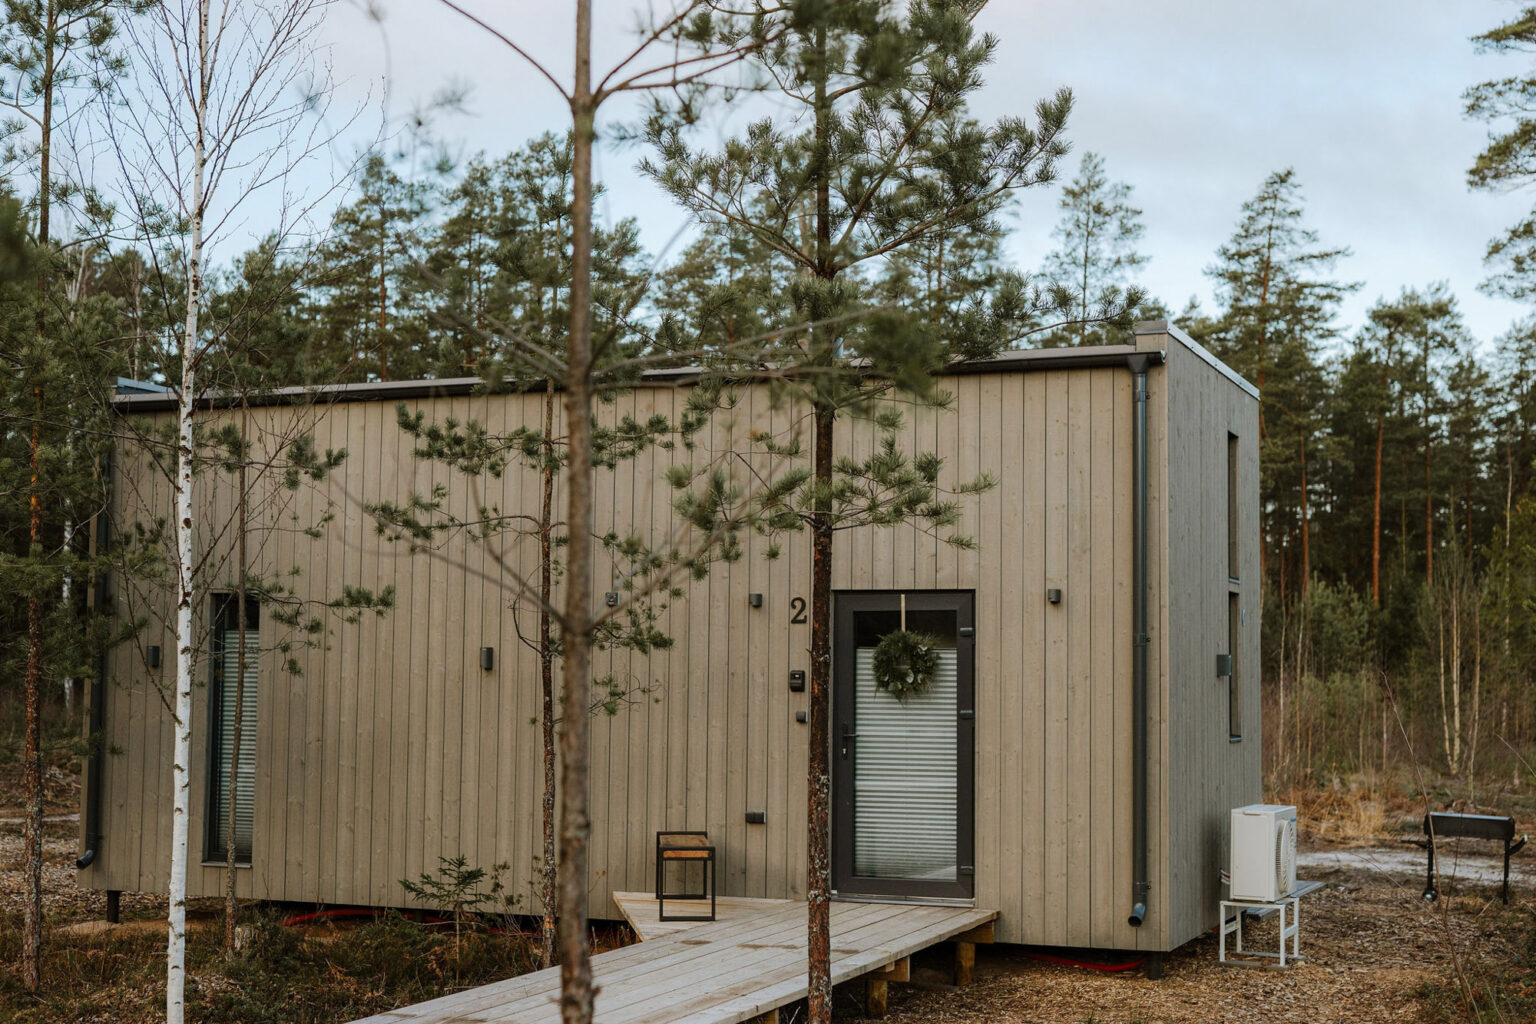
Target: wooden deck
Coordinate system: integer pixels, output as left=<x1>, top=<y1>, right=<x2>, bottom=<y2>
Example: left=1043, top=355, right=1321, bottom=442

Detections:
left=350, top=894, right=997, bottom=1024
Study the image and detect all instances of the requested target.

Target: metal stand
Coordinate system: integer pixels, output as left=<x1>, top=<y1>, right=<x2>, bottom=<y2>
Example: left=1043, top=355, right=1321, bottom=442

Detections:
left=1219, top=895, right=1302, bottom=969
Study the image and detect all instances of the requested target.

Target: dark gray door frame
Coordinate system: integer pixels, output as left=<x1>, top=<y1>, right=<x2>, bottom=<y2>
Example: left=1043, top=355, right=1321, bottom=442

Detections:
left=831, top=590, right=976, bottom=900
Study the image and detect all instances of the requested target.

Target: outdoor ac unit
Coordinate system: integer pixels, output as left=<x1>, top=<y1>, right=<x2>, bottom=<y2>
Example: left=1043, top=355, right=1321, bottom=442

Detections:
left=1230, top=804, right=1298, bottom=902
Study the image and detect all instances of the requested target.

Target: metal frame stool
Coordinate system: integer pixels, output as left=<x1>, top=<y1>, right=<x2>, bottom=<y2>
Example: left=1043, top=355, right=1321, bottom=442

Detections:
left=656, top=831, right=716, bottom=922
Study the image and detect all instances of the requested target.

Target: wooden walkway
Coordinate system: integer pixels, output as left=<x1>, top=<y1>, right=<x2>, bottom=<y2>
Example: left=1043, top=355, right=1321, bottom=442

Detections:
left=350, top=894, right=996, bottom=1024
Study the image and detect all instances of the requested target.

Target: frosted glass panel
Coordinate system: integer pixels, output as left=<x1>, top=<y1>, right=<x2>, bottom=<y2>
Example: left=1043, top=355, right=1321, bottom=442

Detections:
left=852, top=646, right=957, bottom=880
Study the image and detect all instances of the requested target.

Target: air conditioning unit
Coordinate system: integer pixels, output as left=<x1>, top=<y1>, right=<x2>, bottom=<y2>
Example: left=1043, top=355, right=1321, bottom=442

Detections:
left=1230, top=804, right=1298, bottom=901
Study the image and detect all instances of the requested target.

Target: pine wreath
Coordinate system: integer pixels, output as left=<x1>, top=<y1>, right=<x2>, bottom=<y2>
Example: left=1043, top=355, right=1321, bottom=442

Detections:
left=871, top=630, right=940, bottom=702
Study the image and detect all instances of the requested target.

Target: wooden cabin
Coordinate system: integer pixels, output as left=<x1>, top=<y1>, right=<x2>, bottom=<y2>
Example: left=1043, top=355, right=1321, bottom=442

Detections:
left=79, top=321, right=1260, bottom=957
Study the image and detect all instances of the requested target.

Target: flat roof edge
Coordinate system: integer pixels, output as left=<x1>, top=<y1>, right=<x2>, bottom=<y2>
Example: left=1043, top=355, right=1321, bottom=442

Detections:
left=113, top=343, right=1178, bottom=413
left=1134, top=320, right=1260, bottom=400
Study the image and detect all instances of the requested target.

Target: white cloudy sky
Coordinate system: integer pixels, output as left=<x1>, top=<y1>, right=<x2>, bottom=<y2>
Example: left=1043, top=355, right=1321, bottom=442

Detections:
left=313, top=0, right=1534, bottom=347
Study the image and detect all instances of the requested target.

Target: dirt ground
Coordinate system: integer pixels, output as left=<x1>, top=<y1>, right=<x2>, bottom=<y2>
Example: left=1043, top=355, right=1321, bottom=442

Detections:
left=3, top=808, right=1533, bottom=1023
left=860, top=844, right=1536, bottom=1024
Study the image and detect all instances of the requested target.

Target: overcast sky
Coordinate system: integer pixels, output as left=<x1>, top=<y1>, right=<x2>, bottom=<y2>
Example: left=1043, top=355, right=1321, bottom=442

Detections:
left=315, top=0, right=1534, bottom=348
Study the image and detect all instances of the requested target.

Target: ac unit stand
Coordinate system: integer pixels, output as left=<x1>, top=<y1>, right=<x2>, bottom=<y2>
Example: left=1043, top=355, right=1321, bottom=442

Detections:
left=1217, top=887, right=1316, bottom=969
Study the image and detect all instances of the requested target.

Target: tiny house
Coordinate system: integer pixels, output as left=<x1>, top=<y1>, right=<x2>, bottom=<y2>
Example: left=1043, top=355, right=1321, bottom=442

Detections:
left=79, top=320, right=1261, bottom=957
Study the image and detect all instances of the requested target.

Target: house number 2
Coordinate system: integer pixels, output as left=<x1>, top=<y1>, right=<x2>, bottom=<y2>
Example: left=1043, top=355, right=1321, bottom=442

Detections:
left=789, top=597, right=807, bottom=624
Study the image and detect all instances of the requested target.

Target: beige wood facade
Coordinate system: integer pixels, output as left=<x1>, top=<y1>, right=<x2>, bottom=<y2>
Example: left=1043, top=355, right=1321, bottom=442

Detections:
left=80, top=322, right=1260, bottom=953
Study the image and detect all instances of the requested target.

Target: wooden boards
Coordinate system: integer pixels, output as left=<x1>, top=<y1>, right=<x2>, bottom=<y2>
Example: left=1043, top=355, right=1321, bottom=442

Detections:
left=350, top=897, right=997, bottom=1024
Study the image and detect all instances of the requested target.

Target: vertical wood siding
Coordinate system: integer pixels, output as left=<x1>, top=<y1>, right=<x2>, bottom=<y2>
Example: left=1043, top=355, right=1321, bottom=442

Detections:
left=81, top=331, right=1257, bottom=952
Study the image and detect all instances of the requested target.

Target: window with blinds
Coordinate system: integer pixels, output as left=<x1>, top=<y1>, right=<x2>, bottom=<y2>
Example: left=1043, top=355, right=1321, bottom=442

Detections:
left=206, top=594, right=258, bottom=864
left=852, top=645, right=959, bottom=880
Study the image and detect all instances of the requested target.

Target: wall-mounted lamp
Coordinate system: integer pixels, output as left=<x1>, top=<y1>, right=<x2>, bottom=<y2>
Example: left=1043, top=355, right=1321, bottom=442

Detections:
left=480, top=647, right=495, bottom=671
left=1047, top=588, right=1062, bottom=605
left=605, top=591, right=620, bottom=607
left=748, top=593, right=763, bottom=608
left=147, top=645, right=161, bottom=669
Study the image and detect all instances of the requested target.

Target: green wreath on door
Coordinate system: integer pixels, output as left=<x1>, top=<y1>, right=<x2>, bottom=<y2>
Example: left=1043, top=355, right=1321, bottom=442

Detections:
left=871, top=630, right=940, bottom=702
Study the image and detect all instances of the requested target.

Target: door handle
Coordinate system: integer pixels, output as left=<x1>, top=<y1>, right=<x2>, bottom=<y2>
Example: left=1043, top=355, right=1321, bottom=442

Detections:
left=840, top=723, right=857, bottom=758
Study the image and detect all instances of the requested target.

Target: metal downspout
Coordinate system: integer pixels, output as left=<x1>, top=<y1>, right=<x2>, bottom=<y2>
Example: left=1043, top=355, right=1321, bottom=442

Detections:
left=1127, top=354, right=1151, bottom=928
left=76, top=447, right=110, bottom=870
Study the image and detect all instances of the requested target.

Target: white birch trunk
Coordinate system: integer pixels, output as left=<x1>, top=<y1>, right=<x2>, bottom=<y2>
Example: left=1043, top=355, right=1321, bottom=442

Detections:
left=168, top=2, right=209, bottom=1019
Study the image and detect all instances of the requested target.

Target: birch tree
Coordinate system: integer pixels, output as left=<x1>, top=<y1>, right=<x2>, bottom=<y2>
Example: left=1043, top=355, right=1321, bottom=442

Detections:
left=105, top=1, right=345, bottom=1017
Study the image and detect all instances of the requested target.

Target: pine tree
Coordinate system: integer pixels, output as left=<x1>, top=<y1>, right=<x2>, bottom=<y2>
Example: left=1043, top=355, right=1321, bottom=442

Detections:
left=0, top=0, right=140, bottom=991
left=645, top=4, right=1078, bottom=1016
left=1206, top=169, right=1354, bottom=594
left=1353, top=289, right=1455, bottom=602
left=1042, top=151, right=1147, bottom=346
left=1466, top=9, right=1536, bottom=299
left=311, top=152, right=433, bottom=382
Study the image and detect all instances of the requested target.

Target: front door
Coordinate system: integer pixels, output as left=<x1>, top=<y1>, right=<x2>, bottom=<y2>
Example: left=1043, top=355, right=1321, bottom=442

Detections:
left=832, top=591, right=975, bottom=900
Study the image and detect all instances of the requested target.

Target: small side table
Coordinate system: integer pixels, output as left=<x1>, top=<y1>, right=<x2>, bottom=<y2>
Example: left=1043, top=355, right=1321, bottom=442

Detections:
left=656, top=831, right=716, bottom=922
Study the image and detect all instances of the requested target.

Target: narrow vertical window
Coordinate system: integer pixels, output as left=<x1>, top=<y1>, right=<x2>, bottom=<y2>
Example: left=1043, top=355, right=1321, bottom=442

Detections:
left=1228, top=593, right=1242, bottom=740
left=1227, top=432, right=1239, bottom=581
left=207, top=593, right=258, bottom=863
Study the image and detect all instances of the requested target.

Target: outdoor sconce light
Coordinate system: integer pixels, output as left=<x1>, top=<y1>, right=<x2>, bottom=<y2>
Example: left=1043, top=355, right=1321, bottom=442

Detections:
left=748, top=593, right=763, bottom=608
left=1047, top=588, right=1062, bottom=605
left=480, top=647, right=495, bottom=671
left=147, top=645, right=161, bottom=668
left=605, top=591, right=620, bottom=607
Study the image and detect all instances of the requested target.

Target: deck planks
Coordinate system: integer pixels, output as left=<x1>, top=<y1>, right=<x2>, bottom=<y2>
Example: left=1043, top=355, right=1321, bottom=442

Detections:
left=349, top=895, right=995, bottom=1024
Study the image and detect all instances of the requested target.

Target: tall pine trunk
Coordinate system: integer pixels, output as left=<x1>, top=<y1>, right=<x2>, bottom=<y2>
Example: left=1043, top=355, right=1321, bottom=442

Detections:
left=558, top=5, right=596, bottom=1019
left=22, top=410, right=44, bottom=994
left=1299, top=430, right=1310, bottom=594
left=21, top=10, right=58, bottom=990
left=1371, top=405, right=1384, bottom=604
left=806, top=19, right=834, bottom=1023
left=540, top=382, right=558, bottom=970
left=168, top=2, right=209, bottom=1019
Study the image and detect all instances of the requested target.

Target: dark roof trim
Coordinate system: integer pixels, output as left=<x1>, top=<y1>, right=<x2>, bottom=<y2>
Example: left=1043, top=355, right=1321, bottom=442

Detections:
left=112, top=342, right=1189, bottom=413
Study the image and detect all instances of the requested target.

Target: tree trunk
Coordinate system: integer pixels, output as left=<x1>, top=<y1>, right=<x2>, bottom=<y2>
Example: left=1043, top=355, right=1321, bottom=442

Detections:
left=806, top=19, right=834, bottom=1023
left=168, top=4, right=209, bottom=1020
left=1437, top=591, right=1453, bottom=775
left=1299, top=431, right=1310, bottom=595
left=1371, top=405, right=1384, bottom=605
left=377, top=216, right=389, bottom=380
left=807, top=405, right=834, bottom=1024
left=557, top=5, right=596, bottom=1020
left=1424, top=340, right=1433, bottom=587
left=21, top=11, right=59, bottom=990
left=22, top=410, right=44, bottom=994
left=540, top=381, right=558, bottom=970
